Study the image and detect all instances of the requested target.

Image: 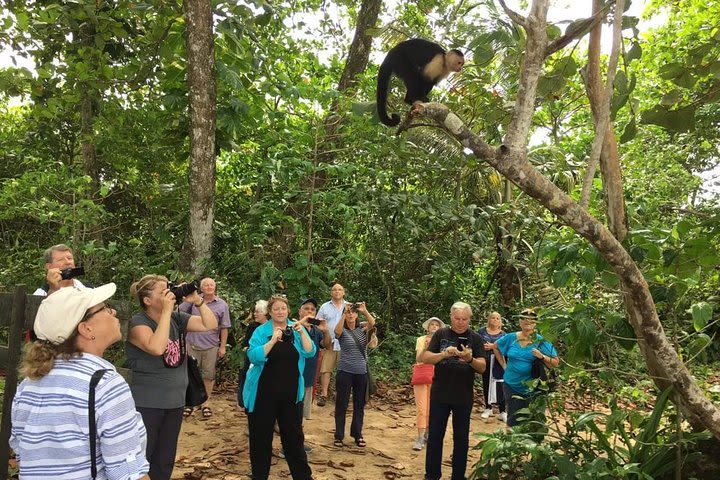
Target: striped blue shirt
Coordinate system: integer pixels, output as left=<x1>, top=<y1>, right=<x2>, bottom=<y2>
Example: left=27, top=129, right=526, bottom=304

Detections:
left=10, top=353, right=149, bottom=479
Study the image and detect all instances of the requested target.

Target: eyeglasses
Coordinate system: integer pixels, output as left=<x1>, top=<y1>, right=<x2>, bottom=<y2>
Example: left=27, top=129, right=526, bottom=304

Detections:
left=83, top=304, right=115, bottom=321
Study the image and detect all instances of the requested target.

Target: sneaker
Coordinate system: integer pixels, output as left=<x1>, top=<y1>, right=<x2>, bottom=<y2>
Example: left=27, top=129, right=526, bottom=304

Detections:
left=316, top=395, right=327, bottom=407
left=499, top=412, right=508, bottom=422
left=412, top=437, right=424, bottom=451
left=481, top=409, right=493, bottom=419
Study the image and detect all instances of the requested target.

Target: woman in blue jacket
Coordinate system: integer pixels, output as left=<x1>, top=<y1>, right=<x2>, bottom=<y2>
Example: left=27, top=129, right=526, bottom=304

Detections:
left=243, top=295, right=316, bottom=480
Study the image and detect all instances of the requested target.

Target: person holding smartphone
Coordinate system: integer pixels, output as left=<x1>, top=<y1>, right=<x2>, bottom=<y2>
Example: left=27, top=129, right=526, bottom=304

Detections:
left=419, top=301, right=485, bottom=480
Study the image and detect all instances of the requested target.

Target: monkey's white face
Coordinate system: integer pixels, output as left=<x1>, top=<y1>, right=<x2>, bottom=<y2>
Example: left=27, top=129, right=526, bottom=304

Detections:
left=448, top=53, right=465, bottom=72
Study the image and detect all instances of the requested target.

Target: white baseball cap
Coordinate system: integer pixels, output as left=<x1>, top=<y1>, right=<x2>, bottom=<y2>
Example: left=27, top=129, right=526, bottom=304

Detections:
left=34, top=283, right=117, bottom=345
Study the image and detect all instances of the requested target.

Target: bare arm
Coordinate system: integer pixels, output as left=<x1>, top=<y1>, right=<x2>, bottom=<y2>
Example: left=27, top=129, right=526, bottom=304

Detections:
left=419, top=349, right=450, bottom=365
left=290, top=321, right=315, bottom=354
left=334, top=313, right=347, bottom=338
left=218, top=328, right=229, bottom=358
left=358, top=303, right=375, bottom=331
left=532, top=348, right=560, bottom=368
left=493, top=345, right=507, bottom=369
left=185, top=291, right=219, bottom=332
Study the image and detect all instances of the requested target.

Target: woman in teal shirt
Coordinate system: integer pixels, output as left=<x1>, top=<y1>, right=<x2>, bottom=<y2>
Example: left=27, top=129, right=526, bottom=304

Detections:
left=494, top=309, right=559, bottom=427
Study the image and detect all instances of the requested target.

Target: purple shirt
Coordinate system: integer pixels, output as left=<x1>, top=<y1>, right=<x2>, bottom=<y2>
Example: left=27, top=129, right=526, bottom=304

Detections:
left=179, top=296, right=231, bottom=349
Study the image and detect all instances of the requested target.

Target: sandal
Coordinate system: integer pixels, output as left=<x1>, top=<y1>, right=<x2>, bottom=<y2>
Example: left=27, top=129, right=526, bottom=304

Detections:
left=183, top=406, right=194, bottom=418
left=201, top=406, right=212, bottom=418
left=355, top=437, right=366, bottom=447
left=333, top=438, right=344, bottom=447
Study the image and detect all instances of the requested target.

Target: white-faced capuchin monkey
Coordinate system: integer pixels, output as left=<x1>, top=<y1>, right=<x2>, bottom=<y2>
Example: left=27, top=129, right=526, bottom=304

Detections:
left=376, top=38, right=465, bottom=127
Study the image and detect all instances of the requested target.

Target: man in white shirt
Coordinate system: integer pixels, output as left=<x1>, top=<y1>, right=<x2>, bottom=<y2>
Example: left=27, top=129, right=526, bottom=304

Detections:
left=33, top=244, right=85, bottom=296
left=315, top=282, right=347, bottom=406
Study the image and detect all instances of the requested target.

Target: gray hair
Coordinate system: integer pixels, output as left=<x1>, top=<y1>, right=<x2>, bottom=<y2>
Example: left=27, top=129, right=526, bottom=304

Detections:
left=450, top=301, right=472, bottom=317
left=43, top=244, right=72, bottom=263
left=255, top=299, right=269, bottom=315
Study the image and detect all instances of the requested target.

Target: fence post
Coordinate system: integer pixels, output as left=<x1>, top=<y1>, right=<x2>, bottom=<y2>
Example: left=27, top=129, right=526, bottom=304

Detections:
left=0, top=285, right=27, bottom=480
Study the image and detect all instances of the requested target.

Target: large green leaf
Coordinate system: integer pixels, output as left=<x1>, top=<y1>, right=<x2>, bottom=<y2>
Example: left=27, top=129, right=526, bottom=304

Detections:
left=689, top=302, right=713, bottom=331
left=640, top=104, right=696, bottom=132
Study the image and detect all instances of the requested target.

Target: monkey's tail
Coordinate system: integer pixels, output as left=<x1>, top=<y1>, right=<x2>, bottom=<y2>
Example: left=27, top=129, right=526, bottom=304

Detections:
left=376, top=61, right=400, bottom=127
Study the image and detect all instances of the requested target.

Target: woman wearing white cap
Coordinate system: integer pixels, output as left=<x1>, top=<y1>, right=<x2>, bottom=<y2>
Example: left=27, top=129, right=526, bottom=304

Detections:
left=411, top=316, right=445, bottom=450
left=10, top=284, right=150, bottom=480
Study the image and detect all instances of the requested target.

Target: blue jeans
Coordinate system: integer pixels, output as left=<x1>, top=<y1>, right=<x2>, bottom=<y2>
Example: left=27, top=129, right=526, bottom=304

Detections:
left=424, top=401, right=472, bottom=480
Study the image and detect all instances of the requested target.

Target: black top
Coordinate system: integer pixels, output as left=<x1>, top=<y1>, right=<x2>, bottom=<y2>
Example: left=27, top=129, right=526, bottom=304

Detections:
left=257, top=336, right=299, bottom=401
left=427, top=327, right=484, bottom=406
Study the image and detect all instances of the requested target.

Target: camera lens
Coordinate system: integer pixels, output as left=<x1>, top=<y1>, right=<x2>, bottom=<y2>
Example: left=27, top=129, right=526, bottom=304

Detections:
left=169, top=280, right=199, bottom=303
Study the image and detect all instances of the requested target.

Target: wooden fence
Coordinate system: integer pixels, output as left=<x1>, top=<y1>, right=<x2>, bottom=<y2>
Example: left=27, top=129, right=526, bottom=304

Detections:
left=0, top=286, right=134, bottom=480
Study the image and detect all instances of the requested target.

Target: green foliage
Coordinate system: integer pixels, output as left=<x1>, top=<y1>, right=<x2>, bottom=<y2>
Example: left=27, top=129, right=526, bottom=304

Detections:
left=471, top=388, right=711, bottom=479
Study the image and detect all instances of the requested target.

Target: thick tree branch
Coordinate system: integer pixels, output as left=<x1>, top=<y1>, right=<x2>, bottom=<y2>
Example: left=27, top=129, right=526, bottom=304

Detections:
left=497, top=0, right=528, bottom=28
left=503, top=0, right=549, bottom=148
left=580, top=0, right=624, bottom=208
left=401, top=0, right=720, bottom=441
left=544, top=2, right=613, bottom=58
left=413, top=101, right=720, bottom=440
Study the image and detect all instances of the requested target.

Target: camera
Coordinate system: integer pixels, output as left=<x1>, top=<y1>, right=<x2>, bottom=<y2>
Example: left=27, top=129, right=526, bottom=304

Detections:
left=168, top=280, right=199, bottom=303
left=282, top=327, right=294, bottom=342
left=351, top=302, right=362, bottom=311
left=60, top=267, right=85, bottom=280
left=307, top=318, right=322, bottom=326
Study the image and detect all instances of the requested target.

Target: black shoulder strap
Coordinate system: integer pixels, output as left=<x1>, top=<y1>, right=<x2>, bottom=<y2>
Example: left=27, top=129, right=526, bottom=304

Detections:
left=347, top=328, right=368, bottom=361
left=89, top=369, right=109, bottom=479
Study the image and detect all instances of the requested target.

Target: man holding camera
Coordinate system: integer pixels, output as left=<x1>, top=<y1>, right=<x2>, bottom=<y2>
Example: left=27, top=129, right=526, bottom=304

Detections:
left=33, top=244, right=86, bottom=296
left=178, top=277, right=231, bottom=418
left=315, top=282, right=347, bottom=406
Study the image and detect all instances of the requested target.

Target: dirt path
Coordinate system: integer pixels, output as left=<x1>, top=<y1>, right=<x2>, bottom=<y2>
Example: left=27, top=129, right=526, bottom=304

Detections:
left=173, top=385, right=504, bottom=479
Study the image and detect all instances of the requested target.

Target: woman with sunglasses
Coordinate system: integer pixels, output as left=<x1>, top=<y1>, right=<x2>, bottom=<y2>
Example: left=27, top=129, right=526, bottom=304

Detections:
left=494, top=308, right=559, bottom=428
left=11, top=284, right=150, bottom=479
left=243, top=294, right=316, bottom=480
left=125, top=275, right=218, bottom=480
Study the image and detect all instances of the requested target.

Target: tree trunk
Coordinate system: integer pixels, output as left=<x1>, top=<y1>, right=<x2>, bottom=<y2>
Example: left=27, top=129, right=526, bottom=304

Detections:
left=411, top=0, right=720, bottom=439
left=584, top=0, right=627, bottom=242
left=272, top=0, right=382, bottom=270
left=181, top=0, right=216, bottom=275
left=78, top=15, right=99, bottom=192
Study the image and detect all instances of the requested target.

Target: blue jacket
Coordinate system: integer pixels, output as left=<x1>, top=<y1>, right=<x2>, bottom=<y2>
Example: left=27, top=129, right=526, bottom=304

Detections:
left=242, top=320, right=317, bottom=413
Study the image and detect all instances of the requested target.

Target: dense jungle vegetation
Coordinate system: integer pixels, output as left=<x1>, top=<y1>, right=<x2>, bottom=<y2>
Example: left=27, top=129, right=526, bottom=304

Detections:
left=1, top=0, right=719, bottom=477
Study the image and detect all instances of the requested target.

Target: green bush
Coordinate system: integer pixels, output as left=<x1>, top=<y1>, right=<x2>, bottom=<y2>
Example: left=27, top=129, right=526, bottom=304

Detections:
left=471, top=387, right=710, bottom=480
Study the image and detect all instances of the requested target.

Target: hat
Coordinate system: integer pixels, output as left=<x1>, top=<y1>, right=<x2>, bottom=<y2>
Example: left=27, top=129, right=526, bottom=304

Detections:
left=34, top=283, right=117, bottom=345
left=300, top=297, right=318, bottom=308
left=422, top=316, right=446, bottom=330
left=516, top=308, right=538, bottom=320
